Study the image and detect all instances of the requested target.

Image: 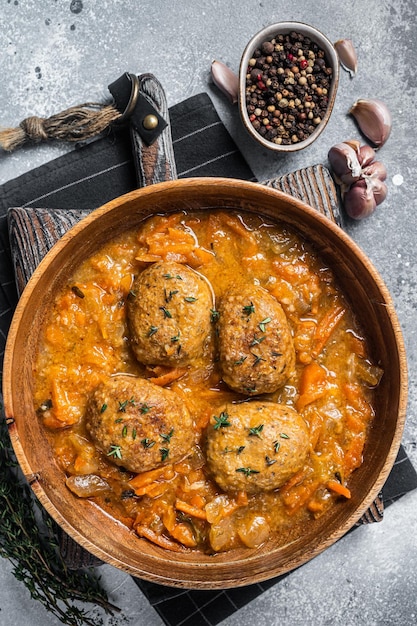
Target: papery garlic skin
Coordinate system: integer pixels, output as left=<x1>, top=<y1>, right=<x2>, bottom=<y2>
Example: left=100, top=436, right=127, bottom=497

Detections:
left=211, top=60, right=239, bottom=104
left=362, top=161, right=387, bottom=182
left=358, top=145, right=376, bottom=167
left=328, top=142, right=362, bottom=186
left=334, top=39, right=358, bottom=77
left=349, top=98, right=392, bottom=148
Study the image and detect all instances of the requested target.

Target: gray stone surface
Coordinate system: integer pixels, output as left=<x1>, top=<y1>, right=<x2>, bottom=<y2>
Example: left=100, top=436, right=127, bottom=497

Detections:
left=0, top=0, right=416, bottom=624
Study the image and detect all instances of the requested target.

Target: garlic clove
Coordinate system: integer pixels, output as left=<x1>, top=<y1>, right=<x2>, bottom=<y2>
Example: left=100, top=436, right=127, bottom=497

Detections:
left=369, top=177, right=388, bottom=205
left=349, top=98, right=392, bottom=148
left=362, top=160, right=387, bottom=181
left=358, top=144, right=376, bottom=167
left=343, top=139, right=361, bottom=153
left=211, top=60, right=239, bottom=104
left=342, top=179, right=376, bottom=220
left=328, top=142, right=362, bottom=186
left=334, top=39, right=358, bottom=77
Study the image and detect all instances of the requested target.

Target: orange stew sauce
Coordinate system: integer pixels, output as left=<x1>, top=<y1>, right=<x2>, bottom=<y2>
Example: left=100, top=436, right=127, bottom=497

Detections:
left=33, top=210, right=382, bottom=553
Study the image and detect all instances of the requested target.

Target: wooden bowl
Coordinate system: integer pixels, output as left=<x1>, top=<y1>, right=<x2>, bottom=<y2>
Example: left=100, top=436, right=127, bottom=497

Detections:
left=3, top=178, right=407, bottom=588
left=239, top=22, right=339, bottom=152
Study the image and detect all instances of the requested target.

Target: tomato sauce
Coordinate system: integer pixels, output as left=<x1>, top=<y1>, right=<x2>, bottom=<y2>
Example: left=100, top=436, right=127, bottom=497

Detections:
left=33, top=210, right=382, bottom=553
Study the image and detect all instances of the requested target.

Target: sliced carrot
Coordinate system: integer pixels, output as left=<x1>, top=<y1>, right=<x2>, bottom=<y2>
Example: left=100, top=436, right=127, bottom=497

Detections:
left=147, top=366, right=187, bottom=387
left=327, top=480, right=352, bottom=499
left=307, top=499, right=325, bottom=514
left=236, top=490, right=249, bottom=506
left=296, top=361, right=327, bottom=411
left=343, top=434, right=365, bottom=474
left=175, top=499, right=208, bottom=520
left=311, top=303, right=346, bottom=358
left=170, top=523, right=197, bottom=548
left=343, top=383, right=374, bottom=421
left=135, top=525, right=187, bottom=552
left=162, top=506, right=177, bottom=532
left=190, top=494, right=206, bottom=509
left=279, top=468, right=308, bottom=493
left=133, top=482, right=169, bottom=498
left=129, top=465, right=174, bottom=490
left=282, top=480, right=320, bottom=515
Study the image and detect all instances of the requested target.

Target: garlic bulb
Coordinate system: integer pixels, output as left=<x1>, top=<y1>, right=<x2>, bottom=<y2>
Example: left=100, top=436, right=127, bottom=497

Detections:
left=334, top=39, right=358, bottom=77
left=328, top=140, right=388, bottom=219
left=349, top=98, right=392, bottom=148
left=211, top=60, right=239, bottom=104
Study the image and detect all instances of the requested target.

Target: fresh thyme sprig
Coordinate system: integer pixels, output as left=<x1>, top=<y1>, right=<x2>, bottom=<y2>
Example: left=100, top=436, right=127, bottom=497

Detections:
left=0, top=401, right=119, bottom=625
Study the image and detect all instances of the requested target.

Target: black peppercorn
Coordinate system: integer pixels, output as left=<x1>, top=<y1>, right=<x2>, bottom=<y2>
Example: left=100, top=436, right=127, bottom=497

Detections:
left=245, top=31, right=333, bottom=145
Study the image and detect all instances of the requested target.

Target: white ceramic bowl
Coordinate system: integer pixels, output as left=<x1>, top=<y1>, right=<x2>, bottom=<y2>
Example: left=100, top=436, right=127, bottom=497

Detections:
left=239, top=22, right=339, bottom=152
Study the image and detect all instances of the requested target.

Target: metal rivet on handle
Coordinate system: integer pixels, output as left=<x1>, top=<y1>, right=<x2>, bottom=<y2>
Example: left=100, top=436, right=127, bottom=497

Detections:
left=143, top=114, right=159, bottom=130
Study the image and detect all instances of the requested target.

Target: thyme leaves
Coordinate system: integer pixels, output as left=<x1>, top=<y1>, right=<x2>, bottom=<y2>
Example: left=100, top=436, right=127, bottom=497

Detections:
left=213, top=411, right=231, bottom=430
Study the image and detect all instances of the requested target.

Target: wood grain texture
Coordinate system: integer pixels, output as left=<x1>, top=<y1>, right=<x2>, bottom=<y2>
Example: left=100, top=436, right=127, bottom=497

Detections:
left=3, top=178, right=407, bottom=587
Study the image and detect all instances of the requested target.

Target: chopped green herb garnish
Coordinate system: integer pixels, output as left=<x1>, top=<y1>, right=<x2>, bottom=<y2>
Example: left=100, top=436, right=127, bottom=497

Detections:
left=171, top=333, right=181, bottom=343
left=210, top=309, right=220, bottom=323
left=163, top=273, right=182, bottom=280
left=237, top=445, right=246, bottom=454
left=252, top=353, right=265, bottom=366
left=273, top=440, right=280, bottom=453
left=164, top=288, right=179, bottom=302
left=184, top=296, right=197, bottom=303
left=234, top=356, right=247, bottom=365
left=141, top=438, right=156, bottom=449
left=160, top=306, right=172, bottom=318
left=114, top=417, right=123, bottom=424
left=258, top=317, right=271, bottom=333
left=132, top=428, right=137, bottom=440
left=213, top=411, right=231, bottom=430
left=139, top=403, right=153, bottom=414
left=107, top=445, right=122, bottom=460
left=265, top=455, right=277, bottom=466
left=245, top=386, right=257, bottom=393
left=160, top=448, right=170, bottom=462
left=248, top=424, right=264, bottom=438
left=242, top=302, right=255, bottom=316
left=236, top=467, right=260, bottom=477
left=100, top=403, right=107, bottom=413
left=122, top=425, right=128, bottom=438
left=148, top=325, right=158, bottom=337
left=118, top=398, right=135, bottom=412
left=280, top=433, right=290, bottom=439
left=160, top=428, right=174, bottom=443
left=250, top=335, right=266, bottom=347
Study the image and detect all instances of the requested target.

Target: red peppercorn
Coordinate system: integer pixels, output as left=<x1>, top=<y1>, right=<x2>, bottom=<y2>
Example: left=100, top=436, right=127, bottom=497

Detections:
left=300, top=59, right=308, bottom=69
left=257, top=80, right=267, bottom=90
left=249, top=114, right=256, bottom=122
left=287, top=53, right=295, bottom=61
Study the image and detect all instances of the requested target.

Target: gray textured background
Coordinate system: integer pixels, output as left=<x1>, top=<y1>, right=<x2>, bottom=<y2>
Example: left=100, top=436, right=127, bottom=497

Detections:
left=0, top=1, right=416, bottom=624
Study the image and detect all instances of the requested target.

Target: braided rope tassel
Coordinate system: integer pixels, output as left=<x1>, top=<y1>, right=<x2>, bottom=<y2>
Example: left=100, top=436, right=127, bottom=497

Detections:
left=0, top=102, right=122, bottom=152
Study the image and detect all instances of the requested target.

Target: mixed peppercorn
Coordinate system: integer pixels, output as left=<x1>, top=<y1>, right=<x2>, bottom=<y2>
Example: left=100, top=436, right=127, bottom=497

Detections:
left=245, top=31, right=333, bottom=145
